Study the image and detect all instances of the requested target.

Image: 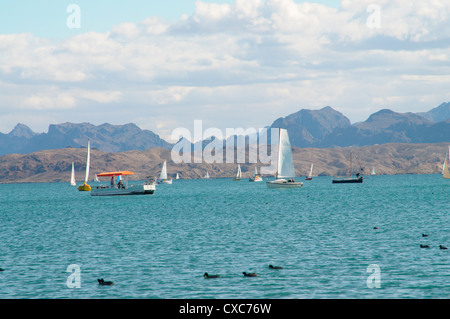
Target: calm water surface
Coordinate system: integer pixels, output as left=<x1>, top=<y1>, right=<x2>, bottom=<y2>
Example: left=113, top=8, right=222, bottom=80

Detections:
left=0, top=175, right=449, bottom=298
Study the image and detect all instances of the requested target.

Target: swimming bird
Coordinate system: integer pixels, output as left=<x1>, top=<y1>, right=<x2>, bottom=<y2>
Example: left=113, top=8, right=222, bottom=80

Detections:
left=243, top=272, right=258, bottom=277
left=269, top=265, right=283, bottom=269
left=98, top=278, right=114, bottom=286
left=422, top=234, right=429, bottom=237
left=203, top=272, right=220, bottom=279
left=373, top=227, right=379, bottom=230
left=439, top=245, right=448, bottom=250
left=420, top=244, right=430, bottom=248
left=0, top=268, right=4, bottom=271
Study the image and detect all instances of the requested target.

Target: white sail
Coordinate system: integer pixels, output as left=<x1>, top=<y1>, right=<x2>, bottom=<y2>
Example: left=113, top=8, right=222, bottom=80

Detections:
left=307, top=163, right=314, bottom=178
left=160, top=161, right=168, bottom=180
left=176, top=173, right=180, bottom=179
left=84, top=140, right=90, bottom=183
left=443, top=146, right=450, bottom=179
left=276, top=128, right=296, bottom=178
left=371, top=167, right=376, bottom=175
left=236, top=164, right=242, bottom=178
left=205, top=171, right=210, bottom=179
left=70, top=162, right=76, bottom=186
left=254, top=166, right=258, bottom=177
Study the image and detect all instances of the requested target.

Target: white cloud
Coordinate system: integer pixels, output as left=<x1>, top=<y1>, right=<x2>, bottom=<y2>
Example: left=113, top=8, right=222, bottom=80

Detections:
left=0, top=0, right=449, bottom=135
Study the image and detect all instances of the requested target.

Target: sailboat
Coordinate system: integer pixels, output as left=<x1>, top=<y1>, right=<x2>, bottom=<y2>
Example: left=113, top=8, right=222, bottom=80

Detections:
left=70, top=162, right=76, bottom=186
left=266, top=128, right=303, bottom=188
left=442, top=146, right=450, bottom=179
left=176, top=173, right=180, bottom=180
left=332, top=151, right=363, bottom=184
left=371, top=167, right=376, bottom=175
left=249, top=166, right=263, bottom=182
left=157, top=160, right=173, bottom=184
left=305, top=163, right=314, bottom=180
left=78, top=140, right=91, bottom=191
left=204, top=171, right=210, bottom=179
left=233, top=164, right=242, bottom=181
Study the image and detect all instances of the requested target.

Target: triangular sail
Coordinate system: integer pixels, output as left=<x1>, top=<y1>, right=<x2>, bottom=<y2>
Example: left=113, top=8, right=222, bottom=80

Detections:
left=254, top=166, right=258, bottom=177
left=84, top=140, right=90, bottom=183
left=70, top=162, right=76, bottom=186
left=236, top=164, right=242, bottom=178
left=160, top=161, right=168, bottom=180
left=308, top=163, right=313, bottom=178
left=176, top=173, right=180, bottom=179
left=276, top=129, right=296, bottom=178
left=443, top=146, right=450, bottom=179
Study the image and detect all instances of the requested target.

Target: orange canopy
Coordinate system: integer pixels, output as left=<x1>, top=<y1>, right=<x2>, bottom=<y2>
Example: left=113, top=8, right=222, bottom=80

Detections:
left=96, top=171, right=134, bottom=177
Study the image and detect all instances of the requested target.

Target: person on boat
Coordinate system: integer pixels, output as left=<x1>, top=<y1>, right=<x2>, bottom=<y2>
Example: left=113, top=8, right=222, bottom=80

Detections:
left=118, top=180, right=124, bottom=189
left=110, top=176, right=114, bottom=187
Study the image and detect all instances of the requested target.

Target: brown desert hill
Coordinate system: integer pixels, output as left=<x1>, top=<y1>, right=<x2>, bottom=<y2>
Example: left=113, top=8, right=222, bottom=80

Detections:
left=0, top=143, right=448, bottom=183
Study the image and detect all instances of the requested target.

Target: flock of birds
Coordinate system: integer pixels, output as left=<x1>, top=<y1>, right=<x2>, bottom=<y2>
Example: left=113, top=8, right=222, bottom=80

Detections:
left=0, top=231, right=446, bottom=288
left=203, top=265, right=283, bottom=279
left=372, top=228, right=448, bottom=250
left=420, top=233, right=448, bottom=250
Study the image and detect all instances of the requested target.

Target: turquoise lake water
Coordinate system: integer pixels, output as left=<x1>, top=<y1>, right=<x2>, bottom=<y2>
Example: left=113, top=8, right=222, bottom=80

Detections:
left=0, top=175, right=449, bottom=299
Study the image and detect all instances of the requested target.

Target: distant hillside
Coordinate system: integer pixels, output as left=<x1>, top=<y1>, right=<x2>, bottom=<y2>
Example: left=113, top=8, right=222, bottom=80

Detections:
left=418, top=102, right=450, bottom=122
left=0, top=143, right=448, bottom=183
left=270, top=106, right=351, bottom=147
left=271, top=106, right=450, bottom=148
left=322, top=109, right=450, bottom=147
left=0, top=122, right=172, bottom=156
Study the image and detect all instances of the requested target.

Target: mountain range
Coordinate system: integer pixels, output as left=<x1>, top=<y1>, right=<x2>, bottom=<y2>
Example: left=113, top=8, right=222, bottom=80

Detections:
left=0, top=122, right=171, bottom=156
left=0, top=102, right=449, bottom=156
left=270, top=103, right=450, bottom=148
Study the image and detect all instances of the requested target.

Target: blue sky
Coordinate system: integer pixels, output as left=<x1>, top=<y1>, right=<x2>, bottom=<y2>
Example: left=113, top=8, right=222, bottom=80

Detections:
left=0, top=0, right=449, bottom=138
left=1, top=0, right=340, bottom=38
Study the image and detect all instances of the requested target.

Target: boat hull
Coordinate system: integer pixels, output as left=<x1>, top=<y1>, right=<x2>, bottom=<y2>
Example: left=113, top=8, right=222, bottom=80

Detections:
left=249, top=176, right=263, bottom=182
left=78, top=183, right=91, bottom=191
left=266, top=179, right=303, bottom=188
left=332, top=176, right=363, bottom=184
left=157, top=179, right=173, bottom=184
left=91, top=183, right=156, bottom=196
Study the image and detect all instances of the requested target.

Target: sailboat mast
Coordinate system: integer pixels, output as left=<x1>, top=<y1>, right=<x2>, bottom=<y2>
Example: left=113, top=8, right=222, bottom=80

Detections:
left=350, top=151, right=353, bottom=177
left=84, top=140, right=90, bottom=183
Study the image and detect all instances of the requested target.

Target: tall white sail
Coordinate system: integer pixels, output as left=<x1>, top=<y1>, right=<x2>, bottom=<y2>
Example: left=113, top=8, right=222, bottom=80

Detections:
left=254, top=166, right=258, bottom=177
left=307, top=163, right=313, bottom=178
left=70, top=162, right=76, bottom=186
left=160, top=161, right=168, bottom=180
left=443, top=146, right=450, bottom=179
left=236, top=164, right=242, bottom=178
left=84, top=140, right=90, bottom=183
left=176, top=173, right=180, bottom=180
left=276, top=129, right=296, bottom=178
